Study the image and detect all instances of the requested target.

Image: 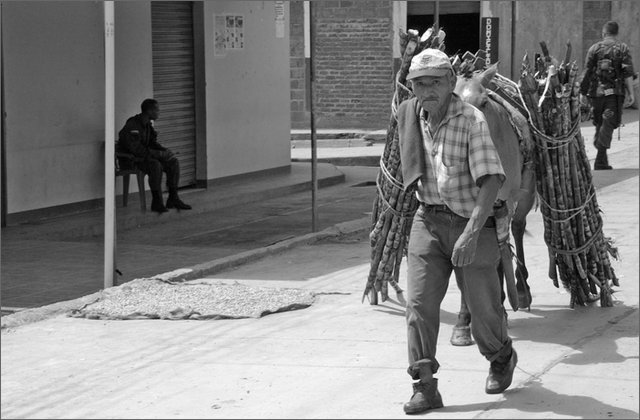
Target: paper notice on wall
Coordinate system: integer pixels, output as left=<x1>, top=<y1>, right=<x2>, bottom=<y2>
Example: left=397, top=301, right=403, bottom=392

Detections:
left=214, top=14, right=227, bottom=56
left=227, top=15, right=244, bottom=50
left=275, top=1, right=285, bottom=38
left=214, top=13, right=244, bottom=56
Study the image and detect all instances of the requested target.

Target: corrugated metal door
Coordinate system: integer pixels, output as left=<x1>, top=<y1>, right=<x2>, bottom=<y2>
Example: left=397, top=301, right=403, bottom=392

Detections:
left=151, top=1, right=196, bottom=187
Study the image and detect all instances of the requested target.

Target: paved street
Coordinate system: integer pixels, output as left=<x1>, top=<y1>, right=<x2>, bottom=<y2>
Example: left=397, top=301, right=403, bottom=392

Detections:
left=1, top=113, right=638, bottom=418
left=0, top=165, right=376, bottom=311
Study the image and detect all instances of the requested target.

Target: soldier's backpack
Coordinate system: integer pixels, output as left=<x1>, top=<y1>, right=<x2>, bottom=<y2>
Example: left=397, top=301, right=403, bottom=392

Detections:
left=595, top=42, right=623, bottom=89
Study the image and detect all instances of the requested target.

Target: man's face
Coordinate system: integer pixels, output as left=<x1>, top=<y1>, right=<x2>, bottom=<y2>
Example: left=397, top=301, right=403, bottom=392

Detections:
left=410, top=73, right=455, bottom=114
left=148, top=104, right=160, bottom=121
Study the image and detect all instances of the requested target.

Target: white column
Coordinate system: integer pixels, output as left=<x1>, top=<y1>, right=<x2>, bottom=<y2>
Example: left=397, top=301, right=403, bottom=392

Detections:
left=303, top=1, right=310, bottom=59
left=0, top=3, right=5, bottom=230
left=104, top=1, right=115, bottom=288
left=392, top=1, right=407, bottom=59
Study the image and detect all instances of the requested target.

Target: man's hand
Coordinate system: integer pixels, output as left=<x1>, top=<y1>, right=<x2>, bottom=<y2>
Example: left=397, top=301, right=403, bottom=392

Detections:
left=624, top=86, right=635, bottom=108
left=624, top=76, right=636, bottom=109
left=451, top=174, right=502, bottom=267
left=451, top=228, right=480, bottom=266
left=149, top=149, right=175, bottom=161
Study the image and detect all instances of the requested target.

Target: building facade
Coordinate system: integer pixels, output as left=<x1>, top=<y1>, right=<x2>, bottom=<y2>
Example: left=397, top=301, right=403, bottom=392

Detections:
left=289, top=1, right=639, bottom=130
left=1, top=1, right=291, bottom=225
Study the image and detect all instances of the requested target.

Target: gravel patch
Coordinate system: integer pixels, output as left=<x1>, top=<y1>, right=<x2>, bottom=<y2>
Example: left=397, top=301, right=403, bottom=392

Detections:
left=69, top=279, right=315, bottom=320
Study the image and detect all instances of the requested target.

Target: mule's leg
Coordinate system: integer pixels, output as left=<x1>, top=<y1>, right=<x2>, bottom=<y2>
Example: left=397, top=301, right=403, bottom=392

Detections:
left=512, top=173, right=536, bottom=311
left=450, top=272, right=473, bottom=346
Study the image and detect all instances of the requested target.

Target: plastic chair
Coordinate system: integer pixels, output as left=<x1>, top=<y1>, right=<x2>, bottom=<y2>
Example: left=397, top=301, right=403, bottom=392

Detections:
left=115, top=148, right=147, bottom=212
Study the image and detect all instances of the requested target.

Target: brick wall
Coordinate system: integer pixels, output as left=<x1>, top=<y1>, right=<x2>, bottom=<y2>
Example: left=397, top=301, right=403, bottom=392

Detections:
left=581, top=1, right=611, bottom=64
left=289, top=1, right=394, bottom=130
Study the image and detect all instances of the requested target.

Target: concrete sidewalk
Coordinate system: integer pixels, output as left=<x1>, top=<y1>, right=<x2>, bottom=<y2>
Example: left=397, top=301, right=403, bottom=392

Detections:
left=1, top=115, right=639, bottom=418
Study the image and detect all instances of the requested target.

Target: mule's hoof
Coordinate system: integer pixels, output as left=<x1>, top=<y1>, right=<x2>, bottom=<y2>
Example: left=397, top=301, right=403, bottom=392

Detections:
left=518, top=291, right=532, bottom=311
left=369, top=289, right=378, bottom=306
left=450, top=326, right=474, bottom=346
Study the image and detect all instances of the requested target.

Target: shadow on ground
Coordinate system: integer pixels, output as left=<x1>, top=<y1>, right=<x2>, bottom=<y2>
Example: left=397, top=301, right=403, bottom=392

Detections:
left=440, top=379, right=638, bottom=418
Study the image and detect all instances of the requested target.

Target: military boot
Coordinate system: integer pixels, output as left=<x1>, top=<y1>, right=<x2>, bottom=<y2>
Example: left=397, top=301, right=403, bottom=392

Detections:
left=166, top=189, right=192, bottom=210
left=151, top=190, right=168, bottom=214
left=594, top=147, right=612, bottom=170
left=486, top=349, right=518, bottom=394
left=403, top=378, right=443, bottom=414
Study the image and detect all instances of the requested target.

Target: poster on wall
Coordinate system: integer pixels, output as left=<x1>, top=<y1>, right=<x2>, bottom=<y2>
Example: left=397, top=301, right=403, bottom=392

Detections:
left=226, top=15, right=244, bottom=49
left=214, top=13, right=245, bottom=56
left=275, top=1, right=285, bottom=38
left=214, top=14, right=227, bottom=56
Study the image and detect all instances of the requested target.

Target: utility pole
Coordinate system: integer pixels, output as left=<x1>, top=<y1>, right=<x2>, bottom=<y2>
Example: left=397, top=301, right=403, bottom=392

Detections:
left=103, top=1, right=115, bottom=288
left=307, top=1, right=318, bottom=232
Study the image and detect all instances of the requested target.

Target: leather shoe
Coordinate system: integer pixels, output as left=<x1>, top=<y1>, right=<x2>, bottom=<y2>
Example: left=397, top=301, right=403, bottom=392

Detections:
left=486, top=349, right=518, bottom=394
left=403, top=379, right=443, bottom=414
left=166, top=197, right=192, bottom=210
left=151, top=199, right=169, bottom=214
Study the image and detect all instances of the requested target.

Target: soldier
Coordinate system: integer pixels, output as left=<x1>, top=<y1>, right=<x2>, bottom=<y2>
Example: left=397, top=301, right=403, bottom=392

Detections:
left=118, top=99, right=192, bottom=213
left=580, top=21, right=635, bottom=170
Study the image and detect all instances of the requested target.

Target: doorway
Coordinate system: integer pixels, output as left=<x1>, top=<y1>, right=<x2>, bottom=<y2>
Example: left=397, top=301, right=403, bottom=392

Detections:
left=407, top=1, right=480, bottom=57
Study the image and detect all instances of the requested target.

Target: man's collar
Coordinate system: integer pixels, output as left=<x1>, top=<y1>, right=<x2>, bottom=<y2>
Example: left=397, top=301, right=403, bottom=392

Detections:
left=444, top=93, right=465, bottom=122
left=136, top=113, right=151, bottom=125
left=421, top=93, right=465, bottom=123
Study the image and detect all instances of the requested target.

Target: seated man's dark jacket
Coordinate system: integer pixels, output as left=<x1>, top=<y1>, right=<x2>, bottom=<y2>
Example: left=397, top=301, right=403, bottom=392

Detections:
left=118, top=114, right=167, bottom=161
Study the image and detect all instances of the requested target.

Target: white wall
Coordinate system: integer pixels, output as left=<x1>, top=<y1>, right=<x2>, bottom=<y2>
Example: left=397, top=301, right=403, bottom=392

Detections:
left=513, top=1, right=584, bottom=75
left=482, top=1, right=586, bottom=80
left=114, top=1, right=154, bottom=194
left=2, top=1, right=155, bottom=216
left=115, top=2, right=154, bottom=141
left=203, top=1, right=291, bottom=179
left=3, top=2, right=104, bottom=214
left=612, top=1, right=640, bottom=78
left=2, top=1, right=292, bottom=217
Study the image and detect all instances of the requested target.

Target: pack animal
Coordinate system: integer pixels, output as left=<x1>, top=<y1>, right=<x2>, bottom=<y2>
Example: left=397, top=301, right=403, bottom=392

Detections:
left=450, top=64, right=537, bottom=346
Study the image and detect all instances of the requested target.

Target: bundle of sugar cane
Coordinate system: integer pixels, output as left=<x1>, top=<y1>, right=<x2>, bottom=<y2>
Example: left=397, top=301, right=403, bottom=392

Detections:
left=362, top=26, right=445, bottom=305
left=518, top=41, right=619, bottom=308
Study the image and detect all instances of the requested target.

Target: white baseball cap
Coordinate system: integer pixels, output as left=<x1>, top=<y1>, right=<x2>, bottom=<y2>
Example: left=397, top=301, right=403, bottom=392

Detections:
left=407, top=48, right=454, bottom=80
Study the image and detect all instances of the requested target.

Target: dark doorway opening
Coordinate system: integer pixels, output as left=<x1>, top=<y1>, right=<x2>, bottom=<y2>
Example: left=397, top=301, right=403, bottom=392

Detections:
left=407, top=13, right=480, bottom=58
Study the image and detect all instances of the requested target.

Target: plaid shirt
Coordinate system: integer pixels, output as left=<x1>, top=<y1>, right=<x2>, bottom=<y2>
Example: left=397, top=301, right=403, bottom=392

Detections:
left=416, top=94, right=505, bottom=218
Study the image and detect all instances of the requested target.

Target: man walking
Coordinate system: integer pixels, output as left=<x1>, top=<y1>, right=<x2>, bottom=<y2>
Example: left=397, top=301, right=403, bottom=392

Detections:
left=580, top=20, right=635, bottom=170
left=118, top=99, right=192, bottom=213
left=397, top=48, right=517, bottom=414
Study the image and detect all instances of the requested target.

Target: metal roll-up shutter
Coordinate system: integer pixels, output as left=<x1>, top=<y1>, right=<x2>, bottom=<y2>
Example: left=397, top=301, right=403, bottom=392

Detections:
left=151, top=1, right=196, bottom=187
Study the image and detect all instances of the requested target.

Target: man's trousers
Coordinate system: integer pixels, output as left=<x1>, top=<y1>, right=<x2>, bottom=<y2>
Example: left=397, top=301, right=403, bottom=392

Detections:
left=405, top=205, right=512, bottom=379
left=137, top=153, right=180, bottom=193
left=592, top=95, right=623, bottom=149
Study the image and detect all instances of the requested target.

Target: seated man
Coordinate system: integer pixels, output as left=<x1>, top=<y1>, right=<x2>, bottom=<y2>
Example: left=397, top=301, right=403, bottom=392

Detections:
left=118, top=99, right=192, bottom=213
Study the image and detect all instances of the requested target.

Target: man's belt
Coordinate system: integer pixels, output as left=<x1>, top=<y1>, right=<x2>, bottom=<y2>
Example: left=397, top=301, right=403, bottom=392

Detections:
left=417, top=203, right=496, bottom=228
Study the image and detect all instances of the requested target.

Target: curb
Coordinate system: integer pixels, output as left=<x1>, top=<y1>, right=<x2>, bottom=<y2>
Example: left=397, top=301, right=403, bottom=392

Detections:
left=1, top=216, right=371, bottom=331
left=292, top=156, right=381, bottom=167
